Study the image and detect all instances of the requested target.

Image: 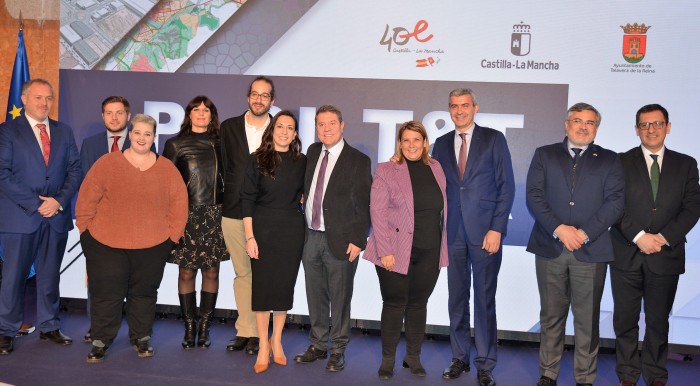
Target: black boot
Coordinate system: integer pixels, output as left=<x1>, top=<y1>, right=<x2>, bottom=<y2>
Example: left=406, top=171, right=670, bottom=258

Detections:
left=378, top=304, right=403, bottom=379
left=179, top=292, right=197, bottom=349
left=402, top=306, right=427, bottom=377
left=197, top=291, right=217, bottom=348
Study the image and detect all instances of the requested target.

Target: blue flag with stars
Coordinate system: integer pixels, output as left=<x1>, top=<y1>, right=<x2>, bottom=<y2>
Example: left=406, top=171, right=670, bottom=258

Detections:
left=6, top=28, right=30, bottom=122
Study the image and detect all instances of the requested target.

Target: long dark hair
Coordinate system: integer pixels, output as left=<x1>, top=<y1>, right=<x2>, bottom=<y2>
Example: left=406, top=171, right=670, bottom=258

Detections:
left=254, top=110, right=302, bottom=177
left=178, top=95, right=221, bottom=138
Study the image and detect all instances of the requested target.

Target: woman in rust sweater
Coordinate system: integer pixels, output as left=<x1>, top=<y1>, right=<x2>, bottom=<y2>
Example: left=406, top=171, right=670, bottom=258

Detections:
left=76, top=114, right=188, bottom=363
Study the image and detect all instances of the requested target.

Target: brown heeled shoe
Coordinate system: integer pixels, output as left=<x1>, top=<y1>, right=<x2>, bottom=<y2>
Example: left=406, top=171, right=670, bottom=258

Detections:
left=270, top=339, right=287, bottom=366
left=253, top=344, right=271, bottom=373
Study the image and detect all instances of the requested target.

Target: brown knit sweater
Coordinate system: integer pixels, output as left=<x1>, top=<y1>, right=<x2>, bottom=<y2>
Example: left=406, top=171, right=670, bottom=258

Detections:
left=76, top=151, right=188, bottom=249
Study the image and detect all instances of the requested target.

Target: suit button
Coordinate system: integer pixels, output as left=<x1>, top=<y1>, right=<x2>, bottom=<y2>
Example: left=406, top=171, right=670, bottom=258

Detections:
left=569, top=201, right=575, bottom=206
left=46, top=177, right=49, bottom=180
left=396, top=228, right=399, bottom=232
left=652, top=208, right=657, bottom=212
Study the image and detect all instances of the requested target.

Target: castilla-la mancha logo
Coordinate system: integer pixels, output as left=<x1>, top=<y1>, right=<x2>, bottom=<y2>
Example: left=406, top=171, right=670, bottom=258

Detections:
left=511, top=21, right=531, bottom=56
left=621, top=22, right=651, bottom=63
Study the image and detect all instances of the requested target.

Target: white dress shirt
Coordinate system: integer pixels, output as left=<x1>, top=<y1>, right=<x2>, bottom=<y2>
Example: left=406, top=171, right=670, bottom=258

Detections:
left=305, top=139, right=345, bottom=231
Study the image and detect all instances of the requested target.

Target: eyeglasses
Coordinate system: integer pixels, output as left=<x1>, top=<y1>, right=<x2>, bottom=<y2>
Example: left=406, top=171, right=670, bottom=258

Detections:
left=567, top=118, right=598, bottom=129
left=249, top=92, right=272, bottom=101
left=637, top=121, right=666, bottom=131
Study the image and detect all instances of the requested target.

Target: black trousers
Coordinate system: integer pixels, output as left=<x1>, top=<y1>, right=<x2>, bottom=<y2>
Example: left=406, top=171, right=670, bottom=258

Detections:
left=81, top=231, right=172, bottom=345
left=375, top=246, right=440, bottom=360
left=610, top=259, right=679, bottom=385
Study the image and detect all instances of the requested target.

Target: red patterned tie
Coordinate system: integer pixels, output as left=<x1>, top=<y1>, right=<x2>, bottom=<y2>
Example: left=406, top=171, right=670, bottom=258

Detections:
left=111, top=135, right=120, bottom=152
left=37, top=123, right=50, bottom=166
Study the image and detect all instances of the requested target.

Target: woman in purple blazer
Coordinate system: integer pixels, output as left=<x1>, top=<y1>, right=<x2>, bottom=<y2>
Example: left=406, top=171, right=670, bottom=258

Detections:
left=363, top=121, right=448, bottom=380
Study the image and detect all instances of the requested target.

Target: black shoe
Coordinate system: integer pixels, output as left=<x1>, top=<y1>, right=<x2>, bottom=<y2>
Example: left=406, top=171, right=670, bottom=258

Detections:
left=132, top=338, right=154, bottom=357
left=576, top=384, right=592, bottom=386
left=83, top=330, right=93, bottom=343
left=378, top=368, right=394, bottom=380
left=536, top=376, right=558, bottom=386
left=226, top=336, right=249, bottom=351
left=443, top=358, right=470, bottom=379
left=478, top=369, right=496, bottom=386
left=245, top=337, right=259, bottom=355
left=326, top=353, right=345, bottom=372
left=0, top=336, right=14, bottom=355
left=39, top=330, right=73, bottom=345
left=403, top=360, right=426, bottom=377
left=86, top=345, right=107, bottom=363
left=378, top=357, right=395, bottom=380
left=294, top=345, right=328, bottom=363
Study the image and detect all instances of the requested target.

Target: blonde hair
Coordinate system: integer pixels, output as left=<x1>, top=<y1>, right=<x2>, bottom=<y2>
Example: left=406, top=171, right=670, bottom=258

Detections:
left=393, top=120, right=431, bottom=165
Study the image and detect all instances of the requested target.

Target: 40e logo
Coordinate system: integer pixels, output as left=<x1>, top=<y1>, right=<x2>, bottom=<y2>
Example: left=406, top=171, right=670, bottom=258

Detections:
left=379, top=20, right=434, bottom=52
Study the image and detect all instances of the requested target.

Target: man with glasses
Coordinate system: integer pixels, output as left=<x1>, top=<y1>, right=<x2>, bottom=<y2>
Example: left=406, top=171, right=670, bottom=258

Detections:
left=526, top=103, right=625, bottom=386
left=220, top=76, right=276, bottom=355
left=610, top=104, right=700, bottom=386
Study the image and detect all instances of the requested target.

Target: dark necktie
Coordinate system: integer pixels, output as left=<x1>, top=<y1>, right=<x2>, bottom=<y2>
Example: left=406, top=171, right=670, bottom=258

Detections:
left=37, top=123, right=50, bottom=166
left=650, top=154, right=660, bottom=200
left=571, top=147, right=582, bottom=190
left=111, top=135, right=121, bottom=152
left=458, top=133, right=467, bottom=180
left=311, top=150, right=329, bottom=230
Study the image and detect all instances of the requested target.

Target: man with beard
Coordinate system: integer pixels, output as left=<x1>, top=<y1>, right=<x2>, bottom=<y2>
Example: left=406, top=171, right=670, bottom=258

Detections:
left=80, top=96, right=133, bottom=178
left=526, top=103, right=624, bottom=386
left=221, top=76, right=276, bottom=355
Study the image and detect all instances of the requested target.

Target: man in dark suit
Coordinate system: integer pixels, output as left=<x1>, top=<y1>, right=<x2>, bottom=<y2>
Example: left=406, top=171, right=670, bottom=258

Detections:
left=432, top=88, right=515, bottom=386
left=526, top=103, right=625, bottom=386
left=294, top=105, right=371, bottom=372
left=610, top=104, right=700, bottom=386
left=80, top=96, right=132, bottom=177
left=79, top=96, right=133, bottom=342
left=220, top=76, right=276, bottom=355
left=0, top=79, right=82, bottom=354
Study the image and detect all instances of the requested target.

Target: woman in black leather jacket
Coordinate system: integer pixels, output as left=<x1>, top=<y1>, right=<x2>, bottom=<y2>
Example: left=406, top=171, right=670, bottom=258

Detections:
left=163, top=96, right=230, bottom=349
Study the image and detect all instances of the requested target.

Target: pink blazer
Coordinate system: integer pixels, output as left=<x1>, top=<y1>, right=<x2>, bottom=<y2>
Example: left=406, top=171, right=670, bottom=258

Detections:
left=363, top=159, right=449, bottom=275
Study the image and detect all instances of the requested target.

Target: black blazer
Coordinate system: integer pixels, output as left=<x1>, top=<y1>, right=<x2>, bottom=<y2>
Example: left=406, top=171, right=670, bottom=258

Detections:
left=220, top=113, right=271, bottom=219
left=304, top=141, right=372, bottom=260
left=610, top=146, right=700, bottom=275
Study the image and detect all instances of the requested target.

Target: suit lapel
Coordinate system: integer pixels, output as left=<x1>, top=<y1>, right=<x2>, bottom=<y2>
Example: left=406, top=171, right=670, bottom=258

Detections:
left=394, top=162, right=414, bottom=219
left=441, top=132, right=460, bottom=181
left=305, top=144, right=321, bottom=196
left=47, top=120, right=62, bottom=167
left=657, top=147, right=677, bottom=201
left=463, top=126, right=481, bottom=182
left=19, top=116, right=47, bottom=167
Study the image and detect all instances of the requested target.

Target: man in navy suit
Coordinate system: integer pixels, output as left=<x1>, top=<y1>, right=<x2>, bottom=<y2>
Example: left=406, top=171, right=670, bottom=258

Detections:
left=0, top=79, right=82, bottom=354
left=79, top=96, right=132, bottom=342
left=526, top=103, right=624, bottom=386
left=432, top=88, right=515, bottom=386
left=80, top=96, right=132, bottom=178
left=610, top=104, right=700, bottom=386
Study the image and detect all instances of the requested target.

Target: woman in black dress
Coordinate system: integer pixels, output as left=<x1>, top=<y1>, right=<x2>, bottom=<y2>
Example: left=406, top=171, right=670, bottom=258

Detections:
left=163, top=96, right=230, bottom=349
left=241, top=110, right=306, bottom=373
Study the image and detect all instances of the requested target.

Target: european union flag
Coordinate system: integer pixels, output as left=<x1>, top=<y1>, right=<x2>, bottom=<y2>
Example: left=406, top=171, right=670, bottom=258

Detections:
left=6, top=28, right=30, bottom=122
